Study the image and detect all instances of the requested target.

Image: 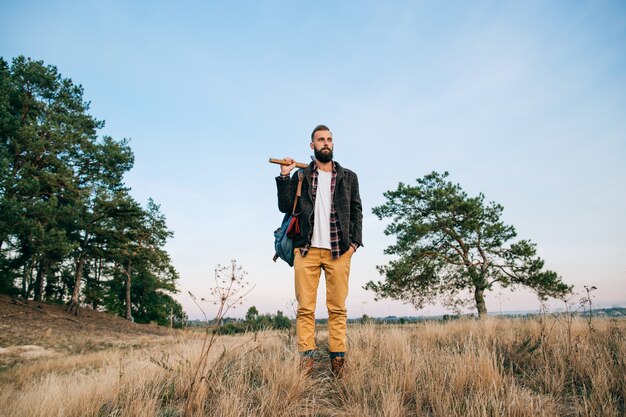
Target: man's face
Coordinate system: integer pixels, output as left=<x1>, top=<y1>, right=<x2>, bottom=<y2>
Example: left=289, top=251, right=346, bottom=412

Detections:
left=311, top=130, right=333, bottom=163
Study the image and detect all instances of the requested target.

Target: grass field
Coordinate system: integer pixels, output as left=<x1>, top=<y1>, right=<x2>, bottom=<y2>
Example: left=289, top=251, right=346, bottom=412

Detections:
left=0, top=306, right=624, bottom=416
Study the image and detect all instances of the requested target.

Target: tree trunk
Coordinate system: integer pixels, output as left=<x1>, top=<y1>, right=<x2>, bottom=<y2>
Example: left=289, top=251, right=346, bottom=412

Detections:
left=67, top=256, right=85, bottom=316
left=125, top=260, right=132, bottom=321
left=33, top=261, right=43, bottom=301
left=26, top=265, right=34, bottom=299
left=474, top=286, right=488, bottom=319
left=92, top=257, right=101, bottom=310
left=22, top=261, right=34, bottom=299
left=21, top=263, right=27, bottom=298
left=34, top=260, right=49, bottom=301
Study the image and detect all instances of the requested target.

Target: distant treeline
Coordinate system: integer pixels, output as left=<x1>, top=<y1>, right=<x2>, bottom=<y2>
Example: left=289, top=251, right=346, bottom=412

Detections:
left=351, top=307, right=626, bottom=324
left=185, top=307, right=626, bottom=332
left=0, top=56, right=184, bottom=326
left=186, top=307, right=292, bottom=334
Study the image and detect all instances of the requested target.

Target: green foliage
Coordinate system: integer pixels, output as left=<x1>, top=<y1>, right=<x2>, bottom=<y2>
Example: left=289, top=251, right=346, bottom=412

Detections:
left=213, top=307, right=293, bottom=334
left=214, top=322, right=246, bottom=335
left=245, top=306, right=258, bottom=322
left=359, top=314, right=373, bottom=324
left=273, top=310, right=291, bottom=329
left=366, top=171, right=572, bottom=317
left=0, top=56, right=179, bottom=325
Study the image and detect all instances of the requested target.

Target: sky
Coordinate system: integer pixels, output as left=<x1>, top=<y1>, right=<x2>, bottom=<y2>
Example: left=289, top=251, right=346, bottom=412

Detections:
left=2, top=1, right=625, bottom=320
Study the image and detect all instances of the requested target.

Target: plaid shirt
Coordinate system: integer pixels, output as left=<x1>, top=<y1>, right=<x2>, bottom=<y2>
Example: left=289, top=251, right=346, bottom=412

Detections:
left=300, top=162, right=342, bottom=259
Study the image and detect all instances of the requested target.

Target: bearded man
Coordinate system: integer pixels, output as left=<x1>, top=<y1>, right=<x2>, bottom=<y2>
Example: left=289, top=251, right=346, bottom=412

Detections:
left=276, top=124, right=363, bottom=377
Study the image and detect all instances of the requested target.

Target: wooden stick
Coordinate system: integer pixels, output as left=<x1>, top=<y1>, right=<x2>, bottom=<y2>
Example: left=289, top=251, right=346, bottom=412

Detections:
left=268, top=158, right=309, bottom=169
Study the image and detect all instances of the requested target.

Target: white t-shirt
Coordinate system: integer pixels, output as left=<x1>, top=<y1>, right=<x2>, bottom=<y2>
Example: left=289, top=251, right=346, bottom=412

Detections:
left=311, top=170, right=332, bottom=249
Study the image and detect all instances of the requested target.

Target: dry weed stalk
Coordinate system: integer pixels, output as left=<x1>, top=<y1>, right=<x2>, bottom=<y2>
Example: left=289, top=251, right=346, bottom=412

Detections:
left=542, top=285, right=599, bottom=360
left=183, top=259, right=255, bottom=417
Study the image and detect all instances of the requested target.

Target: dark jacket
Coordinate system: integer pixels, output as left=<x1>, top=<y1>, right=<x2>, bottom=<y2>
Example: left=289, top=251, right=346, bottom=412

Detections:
left=276, top=161, right=363, bottom=255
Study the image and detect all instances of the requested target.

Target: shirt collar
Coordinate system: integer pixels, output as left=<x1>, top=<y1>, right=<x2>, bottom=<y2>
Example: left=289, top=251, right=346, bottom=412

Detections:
left=313, top=161, right=336, bottom=173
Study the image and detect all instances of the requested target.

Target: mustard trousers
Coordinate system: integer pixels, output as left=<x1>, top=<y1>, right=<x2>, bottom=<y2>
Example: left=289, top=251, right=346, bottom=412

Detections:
left=294, top=247, right=352, bottom=353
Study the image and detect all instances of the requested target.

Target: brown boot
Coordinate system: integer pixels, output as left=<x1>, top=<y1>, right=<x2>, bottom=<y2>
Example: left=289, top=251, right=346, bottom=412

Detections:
left=330, top=357, right=345, bottom=378
left=300, top=356, right=314, bottom=376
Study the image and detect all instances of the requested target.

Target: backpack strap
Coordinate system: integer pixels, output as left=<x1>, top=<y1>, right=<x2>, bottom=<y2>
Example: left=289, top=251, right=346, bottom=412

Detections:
left=291, top=170, right=304, bottom=215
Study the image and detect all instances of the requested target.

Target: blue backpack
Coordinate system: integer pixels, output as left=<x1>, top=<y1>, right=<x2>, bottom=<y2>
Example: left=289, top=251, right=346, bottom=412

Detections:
left=273, top=170, right=304, bottom=267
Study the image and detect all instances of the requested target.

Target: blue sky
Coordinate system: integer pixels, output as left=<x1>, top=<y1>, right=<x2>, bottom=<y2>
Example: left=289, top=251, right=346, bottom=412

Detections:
left=2, top=1, right=625, bottom=319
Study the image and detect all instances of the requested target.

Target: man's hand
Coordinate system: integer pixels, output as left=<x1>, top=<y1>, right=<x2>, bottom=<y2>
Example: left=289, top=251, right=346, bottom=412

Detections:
left=280, top=157, right=297, bottom=176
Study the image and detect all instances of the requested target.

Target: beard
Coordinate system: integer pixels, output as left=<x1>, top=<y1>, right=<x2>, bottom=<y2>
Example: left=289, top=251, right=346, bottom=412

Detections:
left=314, top=147, right=333, bottom=163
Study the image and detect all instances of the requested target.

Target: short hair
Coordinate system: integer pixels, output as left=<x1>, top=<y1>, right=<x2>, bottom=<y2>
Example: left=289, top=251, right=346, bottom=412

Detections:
left=311, top=124, right=331, bottom=141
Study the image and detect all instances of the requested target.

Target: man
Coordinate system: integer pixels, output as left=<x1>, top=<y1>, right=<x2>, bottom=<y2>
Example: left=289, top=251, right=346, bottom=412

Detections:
left=276, top=124, right=363, bottom=377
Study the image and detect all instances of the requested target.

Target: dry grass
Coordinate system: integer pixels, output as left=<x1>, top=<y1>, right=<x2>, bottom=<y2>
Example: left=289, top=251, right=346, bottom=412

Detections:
left=0, top=317, right=624, bottom=416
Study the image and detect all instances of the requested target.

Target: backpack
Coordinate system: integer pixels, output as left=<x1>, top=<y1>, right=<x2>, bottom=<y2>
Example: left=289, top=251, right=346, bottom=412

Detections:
left=273, top=170, right=304, bottom=267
